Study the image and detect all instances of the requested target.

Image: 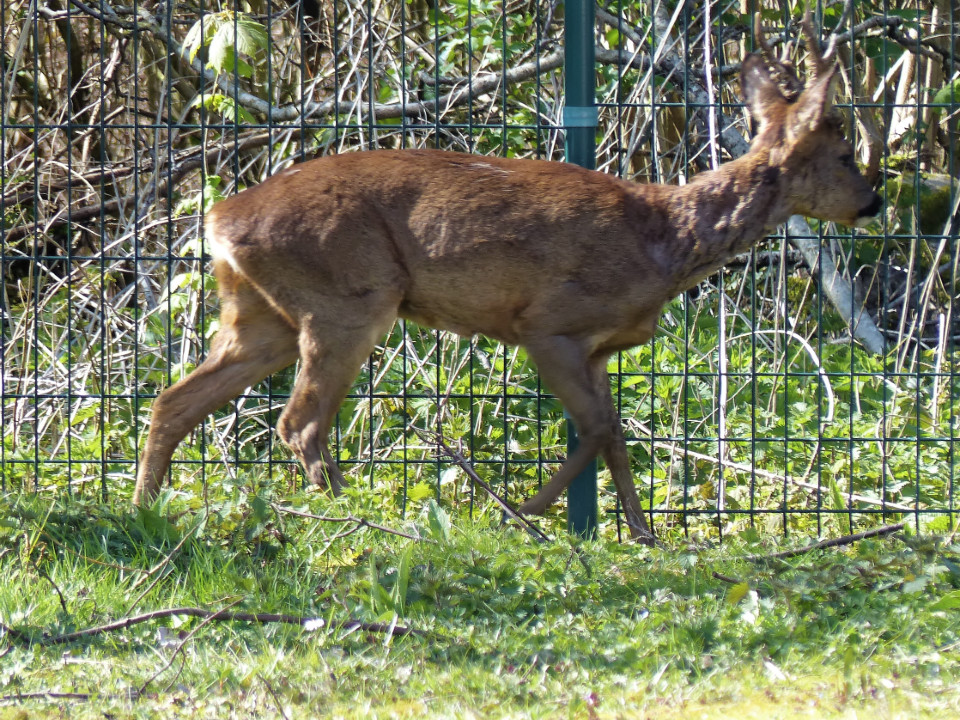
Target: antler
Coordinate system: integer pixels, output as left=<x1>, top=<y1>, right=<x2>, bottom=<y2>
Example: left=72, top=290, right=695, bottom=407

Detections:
left=753, top=13, right=798, bottom=62
left=753, top=13, right=778, bottom=63
left=801, top=9, right=831, bottom=75
left=803, top=0, right=855, bottom=77
left=753, top=12, right=803, bottom=100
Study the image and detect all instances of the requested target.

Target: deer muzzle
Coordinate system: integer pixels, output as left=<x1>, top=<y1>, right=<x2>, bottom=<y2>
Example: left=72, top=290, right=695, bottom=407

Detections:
left=854, top=192, right=883, bottom=227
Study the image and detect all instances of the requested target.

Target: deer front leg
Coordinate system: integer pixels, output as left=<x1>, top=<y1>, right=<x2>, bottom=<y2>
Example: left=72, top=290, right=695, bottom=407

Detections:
left=519, top=339, right=654, bottom=544
left=276, top=298, right=400, bottom=493
left=276, top=360, right=352, bottom=495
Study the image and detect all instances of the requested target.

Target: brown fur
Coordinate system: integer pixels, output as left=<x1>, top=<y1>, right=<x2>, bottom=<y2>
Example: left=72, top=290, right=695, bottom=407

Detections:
left=133, top=21, right=881, bottom=544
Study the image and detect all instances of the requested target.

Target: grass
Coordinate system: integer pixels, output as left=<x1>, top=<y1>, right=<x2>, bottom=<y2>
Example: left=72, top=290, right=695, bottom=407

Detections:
left=0, top=485, right=958, bottom=719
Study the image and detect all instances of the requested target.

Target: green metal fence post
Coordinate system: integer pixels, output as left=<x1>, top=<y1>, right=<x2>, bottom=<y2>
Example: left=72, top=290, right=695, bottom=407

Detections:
left=563, top=0, right=598, bottom=538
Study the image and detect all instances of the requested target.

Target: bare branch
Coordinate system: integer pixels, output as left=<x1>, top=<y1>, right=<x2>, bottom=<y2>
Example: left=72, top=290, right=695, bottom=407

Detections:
left=66, top=0, right=136, bottom=30
left=413, top=428, right=551, bottom=544
left=748, top=523, right=906, bottom=562
left=0, top=691, right=94, bottom=703
left=0, top=606, right=427, bottom=648
left=272, top=504, right=426, bottom=542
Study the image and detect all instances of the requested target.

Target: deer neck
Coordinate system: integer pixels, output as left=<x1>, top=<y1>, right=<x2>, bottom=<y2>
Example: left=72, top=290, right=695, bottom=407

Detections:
left=656, top=150, right=792, bottom=294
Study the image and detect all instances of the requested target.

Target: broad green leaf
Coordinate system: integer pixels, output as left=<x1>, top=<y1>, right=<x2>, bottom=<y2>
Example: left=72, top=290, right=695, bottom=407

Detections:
left=235, top=17, right=269, bottom=56
left=201, top=175, right=224, bottom=212
left=930, top=590, right=960, bottom=611
left=183, top=19, right=203, bottom=62
left=408, top=482, right=434, bottom=502
left=250, top=494, right=269, bottom=522
left=827, top=476, right=849, bottom=533
left=933, top=78, right=960, bottom=106
left=184, top=13, right=221, bottom=63
left=207, top=23, right=233, bottom=74
left=392, top=545, right=414, bottom=614
left=235, top=57, right=254, bottom=79
left=903, top=574, right=930, bottom=594
left=727, top=581, right=750, bottom=605
left=426, top=499, right=451, bottom=542
left=209, top=95, right=255, bottom=125
left=204, top=15, right=267, bottom=76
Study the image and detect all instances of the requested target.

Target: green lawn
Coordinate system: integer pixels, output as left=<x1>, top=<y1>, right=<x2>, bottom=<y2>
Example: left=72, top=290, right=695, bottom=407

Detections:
left=1, top=488, right=958, bottom=719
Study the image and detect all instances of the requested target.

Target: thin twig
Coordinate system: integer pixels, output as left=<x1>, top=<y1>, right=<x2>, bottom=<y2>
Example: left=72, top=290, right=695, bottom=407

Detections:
left=260, top=675, right=292, bottom=720
left=272, top=504, right=425, bottom=542
left=414, top=428, right=550, bottom=544
left=34, top=563, right=68, bottom=614
left=712, top=571, right=742, bottom=584
left=0, top=691, right=93, bottom=702
left=137, top=599, right=245, bottom=697
left=1, top=606, right=427, bottom=648
left=426, top=430, right=598, bottom=573
left=748, top=523, right=906, bottom=562
left=66, top=0, right=136, bottom=30
left=38, top=537, right=151, bottom=575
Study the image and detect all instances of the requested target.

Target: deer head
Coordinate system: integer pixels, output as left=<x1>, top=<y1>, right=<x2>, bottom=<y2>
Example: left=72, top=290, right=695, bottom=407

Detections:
left=740, top=11, right=882, bottom=226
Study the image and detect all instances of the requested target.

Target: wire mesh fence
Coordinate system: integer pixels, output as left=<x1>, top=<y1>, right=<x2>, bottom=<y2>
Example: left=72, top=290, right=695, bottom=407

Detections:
left=1, top=0, right=957, bottom=539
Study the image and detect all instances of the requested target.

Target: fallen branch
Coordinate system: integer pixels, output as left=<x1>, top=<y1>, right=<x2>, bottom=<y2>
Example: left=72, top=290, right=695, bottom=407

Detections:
left=787, top=218, right=886, bottom=355
left=1, top=691, right=94, bottom=703
left=748, top=522, right=906, bottom=562
left=137, top=599, right=245, bottom=696
left=0, top=606, right=426, bottom=647
left=272, top=504, right=425, bottom=542
left=711, top=571, right=742, bottom=584
left=413, top=428, right=550, bottom=544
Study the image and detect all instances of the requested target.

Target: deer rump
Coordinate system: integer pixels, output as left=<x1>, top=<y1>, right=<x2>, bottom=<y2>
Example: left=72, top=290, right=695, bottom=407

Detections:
left=133, top=12, right=881, bottom=545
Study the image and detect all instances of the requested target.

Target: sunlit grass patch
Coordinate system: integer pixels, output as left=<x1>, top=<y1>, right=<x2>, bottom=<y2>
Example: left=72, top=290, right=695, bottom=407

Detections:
left=0, top=489, right=958, bottom=718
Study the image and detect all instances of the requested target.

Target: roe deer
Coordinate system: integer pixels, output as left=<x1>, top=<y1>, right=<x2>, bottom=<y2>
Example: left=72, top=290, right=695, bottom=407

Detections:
left=134, top=13, right=881, bottom=544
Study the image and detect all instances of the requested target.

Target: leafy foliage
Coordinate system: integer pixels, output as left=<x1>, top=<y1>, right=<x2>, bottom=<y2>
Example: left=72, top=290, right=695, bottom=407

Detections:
left=184, top=11, right=269, bottom=78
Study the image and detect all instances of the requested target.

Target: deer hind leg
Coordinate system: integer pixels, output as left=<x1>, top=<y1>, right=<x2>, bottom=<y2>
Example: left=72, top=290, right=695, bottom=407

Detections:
left=134, top=264, right=299, bottom=505
left=516, top=339, right=611, bottom=515
left=517, top=339, right=653, bottom=543
left=595, top=386, right=654, bottom=545
left=276, top=297, right=399, bottom=494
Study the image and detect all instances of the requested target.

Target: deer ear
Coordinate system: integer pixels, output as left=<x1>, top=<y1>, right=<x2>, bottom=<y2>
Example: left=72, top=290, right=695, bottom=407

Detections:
left=788, top=66, right=838, bottom=139
left=740, top=53, right=786, bottom=127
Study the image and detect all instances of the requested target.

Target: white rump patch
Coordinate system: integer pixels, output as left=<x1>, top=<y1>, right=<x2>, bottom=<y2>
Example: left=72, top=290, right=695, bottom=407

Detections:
left=205, top=216, right=242, bottom=273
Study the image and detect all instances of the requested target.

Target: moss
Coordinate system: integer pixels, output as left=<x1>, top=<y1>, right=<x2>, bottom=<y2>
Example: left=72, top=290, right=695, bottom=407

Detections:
left=884, top=173, right=955, bottom=236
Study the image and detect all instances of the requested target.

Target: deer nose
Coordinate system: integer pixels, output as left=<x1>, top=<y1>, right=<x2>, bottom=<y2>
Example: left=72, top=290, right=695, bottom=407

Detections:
left=859, top=193, right=883, bottom=218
